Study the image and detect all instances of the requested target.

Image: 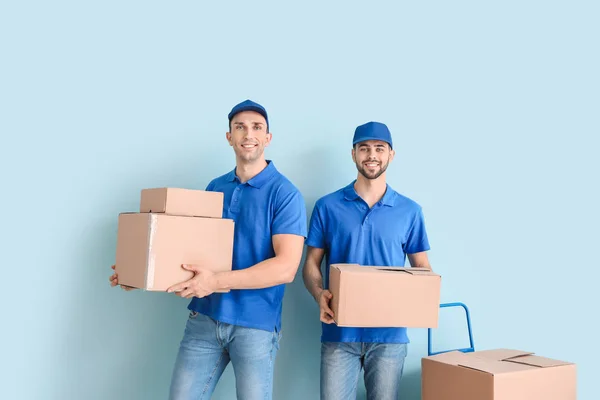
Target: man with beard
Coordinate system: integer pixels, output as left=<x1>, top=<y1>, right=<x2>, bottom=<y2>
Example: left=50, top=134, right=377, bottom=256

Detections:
left=302, top=121, right=431, bottom=400
left=110, top=100, right=307, bottom=400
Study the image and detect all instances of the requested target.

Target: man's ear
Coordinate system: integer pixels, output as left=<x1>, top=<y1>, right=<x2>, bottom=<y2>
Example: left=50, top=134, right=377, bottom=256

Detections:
left=351, top=147, right=356, bottom=163
left=264, top=132, right=273, bottom=147
left=226, top=131, right=233, bottom=146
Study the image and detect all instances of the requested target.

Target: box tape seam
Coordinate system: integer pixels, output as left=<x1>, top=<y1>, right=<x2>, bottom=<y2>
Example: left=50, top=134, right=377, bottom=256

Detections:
left=146, top=214, right=157, bottom=289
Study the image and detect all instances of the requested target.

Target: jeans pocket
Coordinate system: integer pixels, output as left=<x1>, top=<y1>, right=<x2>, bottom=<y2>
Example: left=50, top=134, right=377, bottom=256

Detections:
left=188, top=311, right=199, bottom=319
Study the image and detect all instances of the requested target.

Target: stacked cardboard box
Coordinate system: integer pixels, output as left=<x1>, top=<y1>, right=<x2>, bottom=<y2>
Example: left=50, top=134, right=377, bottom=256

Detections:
left=115, top=188, right=234, bottom=291
left=328, top=264, right=441, bottom=328
left=422, top=349, right=576, bottom=399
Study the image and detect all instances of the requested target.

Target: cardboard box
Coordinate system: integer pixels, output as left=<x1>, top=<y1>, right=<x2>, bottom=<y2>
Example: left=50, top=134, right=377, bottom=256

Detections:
left=422, top=349, right=576, bottom=400
left=140, top=188, right=223, bottom=218
left=328, top=264, right=441, bottom=328
left=115, top=213, right=234, bottom=291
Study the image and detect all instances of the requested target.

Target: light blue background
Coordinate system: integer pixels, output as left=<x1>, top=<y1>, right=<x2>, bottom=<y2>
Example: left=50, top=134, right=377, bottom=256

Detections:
left=1, top=1, right=598, bottom=399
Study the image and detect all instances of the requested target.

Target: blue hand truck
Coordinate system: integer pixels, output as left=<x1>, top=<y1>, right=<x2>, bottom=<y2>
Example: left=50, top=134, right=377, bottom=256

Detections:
left=427, top=302, right=475, bottom=356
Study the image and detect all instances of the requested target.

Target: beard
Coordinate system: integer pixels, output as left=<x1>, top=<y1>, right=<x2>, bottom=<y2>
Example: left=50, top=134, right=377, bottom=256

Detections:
left=356, top=159, right=389, bottom=180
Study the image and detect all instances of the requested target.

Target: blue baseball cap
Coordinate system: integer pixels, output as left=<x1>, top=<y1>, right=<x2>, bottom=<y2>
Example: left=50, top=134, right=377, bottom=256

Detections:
left=228, top=99, right=269, bottom=131
left=352, top=121, right=393, bottom=149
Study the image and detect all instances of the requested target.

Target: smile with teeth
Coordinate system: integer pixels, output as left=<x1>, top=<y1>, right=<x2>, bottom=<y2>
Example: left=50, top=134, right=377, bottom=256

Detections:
left=364, top=162, right=379, bottom=168
left=242, top=144, right=257, bottom=149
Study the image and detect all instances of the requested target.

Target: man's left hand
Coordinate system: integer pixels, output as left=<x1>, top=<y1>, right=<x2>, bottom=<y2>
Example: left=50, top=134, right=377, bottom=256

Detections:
left=167, top=264, right=217, bottom=298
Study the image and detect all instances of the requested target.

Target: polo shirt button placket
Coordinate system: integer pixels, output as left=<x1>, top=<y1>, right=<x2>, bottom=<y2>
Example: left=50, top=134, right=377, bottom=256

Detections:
left=361, top=204, right=368, bottom=225
left=231, top=185, right=242, bottom=211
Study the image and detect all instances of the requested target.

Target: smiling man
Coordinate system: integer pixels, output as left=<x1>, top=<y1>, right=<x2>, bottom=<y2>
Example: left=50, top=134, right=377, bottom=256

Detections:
left=302, top=121, right=432, bottom=400
left=111, top=99, right=306, bottom=400
left=167, top=100, right=307, bottom=400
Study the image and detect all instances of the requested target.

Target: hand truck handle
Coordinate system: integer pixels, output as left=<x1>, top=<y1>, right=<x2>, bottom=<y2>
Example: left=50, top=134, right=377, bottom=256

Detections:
left=427, top=302, right=475, bottom=356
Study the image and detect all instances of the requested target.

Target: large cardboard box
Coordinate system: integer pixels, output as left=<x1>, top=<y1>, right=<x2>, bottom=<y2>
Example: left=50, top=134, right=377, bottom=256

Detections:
left=115, top=213, right=234, bottom=291
left=328, top=264, right=441, bottom=328
left=422, top=349, right=576, bottom=400
left=140, top=187, right=223, bottom=218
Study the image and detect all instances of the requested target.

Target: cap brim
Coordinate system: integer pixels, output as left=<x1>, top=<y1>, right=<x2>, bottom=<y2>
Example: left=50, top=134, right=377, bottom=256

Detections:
left=353, top=136, right=393, bottom=148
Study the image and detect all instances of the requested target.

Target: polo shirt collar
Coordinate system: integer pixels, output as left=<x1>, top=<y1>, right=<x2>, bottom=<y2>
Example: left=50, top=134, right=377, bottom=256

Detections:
left=226, top=160, right=277, bottom=188
left=343, top=180, right=396, bottom=206
left=343, top=182, right=360, bottom=202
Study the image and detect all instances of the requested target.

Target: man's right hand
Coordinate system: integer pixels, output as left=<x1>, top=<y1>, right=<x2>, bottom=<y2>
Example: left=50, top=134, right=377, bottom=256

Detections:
left=109, top=265, right=136, bottom=291
left=318, top=289, right=335, bottom=324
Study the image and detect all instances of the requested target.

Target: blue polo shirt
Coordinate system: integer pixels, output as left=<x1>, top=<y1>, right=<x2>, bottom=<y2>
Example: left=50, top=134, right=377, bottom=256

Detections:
left=306, top=181, right=430, bottom=343
left=189, top=161, right=307, bottom=332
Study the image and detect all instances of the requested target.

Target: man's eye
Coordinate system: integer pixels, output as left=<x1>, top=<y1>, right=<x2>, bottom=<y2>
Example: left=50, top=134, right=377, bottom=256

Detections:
left=254, top=125, right=263, bottom=130
left=236, top=125, right=244, bottom=130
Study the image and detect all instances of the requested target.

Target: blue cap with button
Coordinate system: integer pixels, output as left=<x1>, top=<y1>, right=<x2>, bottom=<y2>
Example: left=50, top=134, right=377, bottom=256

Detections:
left=352, top=121, right=393, bottom=149
left=228, top=99, right=269, bottom=132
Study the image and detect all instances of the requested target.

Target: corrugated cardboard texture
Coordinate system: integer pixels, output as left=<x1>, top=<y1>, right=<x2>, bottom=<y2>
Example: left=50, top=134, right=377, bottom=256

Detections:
left=422, top=349, right=576, bottom=400
left=422, top=356, right=493, bottom=400
left=114, top=213, right=151, bottom=289
left=329, top=264, right=441, bottom=328
left=140, top=188, right=224, bottom=218
left=115, top=213, right=234, bottom=291
left=329, top=265, right=342, bottom=322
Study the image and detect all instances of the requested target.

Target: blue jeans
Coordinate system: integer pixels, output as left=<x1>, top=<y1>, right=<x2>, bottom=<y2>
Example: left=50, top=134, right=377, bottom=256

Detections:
left=169, top=311, right=281, bottom=400
left=321, top=342, right=408, bottom=400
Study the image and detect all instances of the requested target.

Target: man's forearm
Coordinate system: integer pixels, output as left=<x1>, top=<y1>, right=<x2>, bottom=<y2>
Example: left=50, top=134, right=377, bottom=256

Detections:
left=412, top=261, right=432, bottom=270
left=408, top=252, right=432, bottom=270
left=303, top=262, right=324, bottom=302
left=213, top=256, right=298, bottom=291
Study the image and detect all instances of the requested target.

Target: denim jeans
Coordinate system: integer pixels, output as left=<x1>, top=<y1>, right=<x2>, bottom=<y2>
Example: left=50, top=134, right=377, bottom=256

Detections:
left=321, top=341, right=408, bottom=400
left=169, top=311, right=281, bottom=400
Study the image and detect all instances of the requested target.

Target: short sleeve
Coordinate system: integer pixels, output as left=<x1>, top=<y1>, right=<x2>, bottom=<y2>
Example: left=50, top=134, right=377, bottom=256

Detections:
left=272, top=189, right=307, bottom=237
left=306, top=202, right=326, bottom=249
left=404, top=207, right=430, bottom=254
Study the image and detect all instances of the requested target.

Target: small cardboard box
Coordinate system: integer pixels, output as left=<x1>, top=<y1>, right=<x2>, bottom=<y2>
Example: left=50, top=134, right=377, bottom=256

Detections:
left=422, top=349, right=576, bottom=400
left=329, top=264, right=441, bottom=328
left=115, top=213, right=234, bottom=291
left=140, top=188, right=223, bottom=218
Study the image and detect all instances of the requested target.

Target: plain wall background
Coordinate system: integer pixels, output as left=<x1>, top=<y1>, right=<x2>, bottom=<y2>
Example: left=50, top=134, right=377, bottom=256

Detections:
left=1, top=1, right=598, bottom=399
